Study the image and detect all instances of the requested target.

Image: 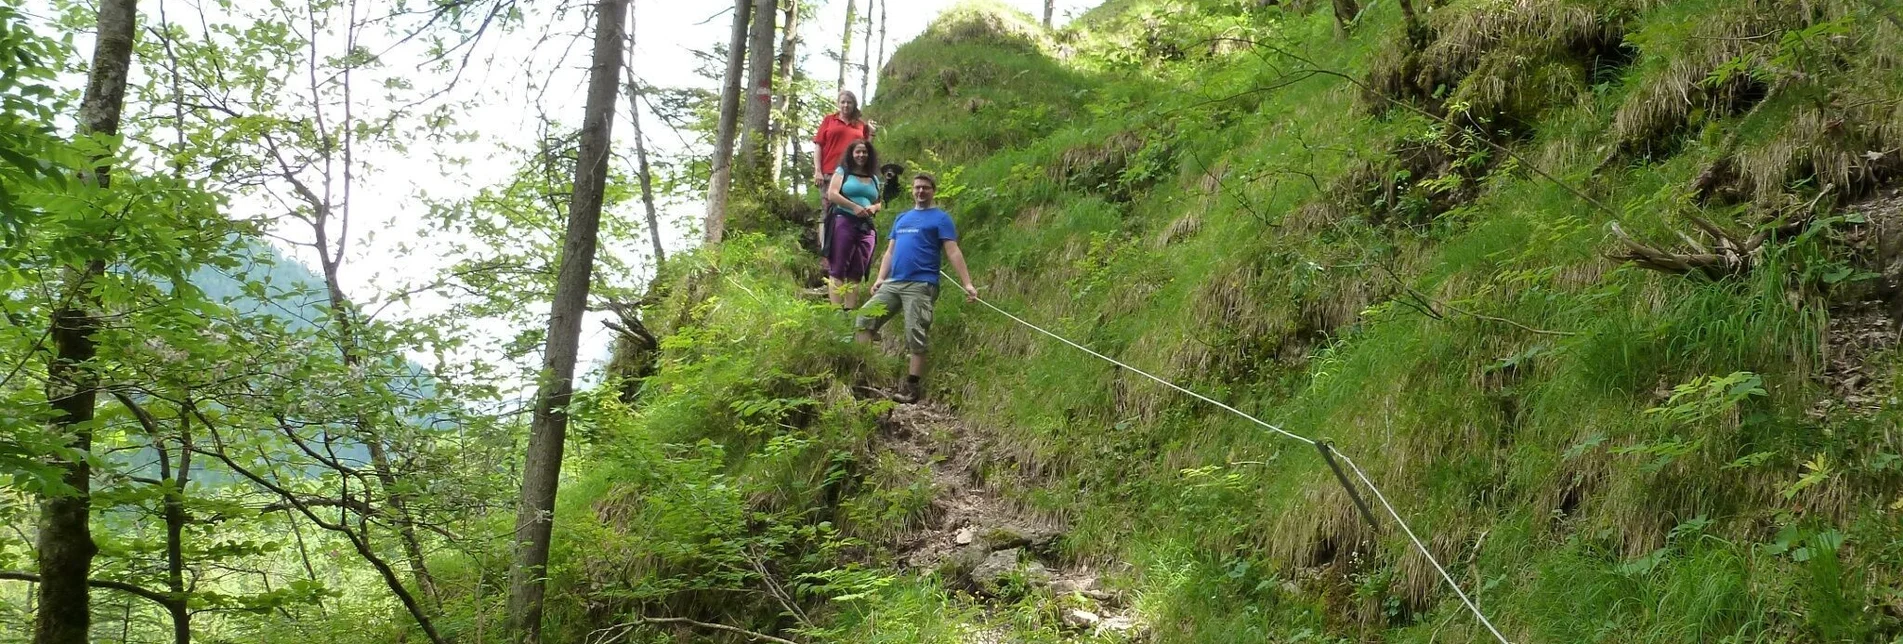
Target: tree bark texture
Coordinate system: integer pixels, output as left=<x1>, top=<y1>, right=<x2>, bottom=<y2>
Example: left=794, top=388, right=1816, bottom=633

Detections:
left=737, top=0, right=778, bottom=175
left=836, top=0, right=855, bottom=91
left=859, top=0, right=872, bottom=98
left=876, top=0, right=887, bottom=91
left=770, top=0, right=801, bottom=183
left=36, top=1, right=136, bottom=642
left=506, top=0, right=627, bottom=638
left=1044, top=0, right=1054, bottom=27
left=151, top=401, right=191, bottom=644
left=705, top=0, right=750, bottom=244
left=627, top=5, right=664, bottom=265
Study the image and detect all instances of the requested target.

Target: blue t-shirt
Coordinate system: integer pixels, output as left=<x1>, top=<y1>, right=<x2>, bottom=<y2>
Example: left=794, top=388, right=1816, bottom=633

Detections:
left=886, top=207, right=957, bottom=284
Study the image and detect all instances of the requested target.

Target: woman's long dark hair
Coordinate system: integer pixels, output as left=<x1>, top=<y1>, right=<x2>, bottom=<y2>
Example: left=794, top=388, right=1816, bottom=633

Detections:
left=842, top=139, right=879, bottom=178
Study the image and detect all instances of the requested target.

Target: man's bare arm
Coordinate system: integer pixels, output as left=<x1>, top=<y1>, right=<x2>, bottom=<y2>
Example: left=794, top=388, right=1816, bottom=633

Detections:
left=943, top=240, right=977, bottom=301
left=872, top=244, right=895, bottom=289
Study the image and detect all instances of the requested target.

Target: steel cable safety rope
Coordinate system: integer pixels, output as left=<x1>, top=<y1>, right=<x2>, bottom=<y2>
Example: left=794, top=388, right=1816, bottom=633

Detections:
left=941, top=271, right=1513, bottom=644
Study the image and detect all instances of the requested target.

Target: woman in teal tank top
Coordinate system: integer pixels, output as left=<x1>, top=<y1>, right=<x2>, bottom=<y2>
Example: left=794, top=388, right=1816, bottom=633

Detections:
left=823, top=139, right=883, bottom=309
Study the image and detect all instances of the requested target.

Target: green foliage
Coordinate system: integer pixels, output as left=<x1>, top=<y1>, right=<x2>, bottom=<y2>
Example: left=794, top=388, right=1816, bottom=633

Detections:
left=2, top=1, right=531, bottom=641
left=1645, top=371, right=1766, bottom=425
left=10, top=0, right=1903, bottom=642
left=0, top=5, right=74, bottom=242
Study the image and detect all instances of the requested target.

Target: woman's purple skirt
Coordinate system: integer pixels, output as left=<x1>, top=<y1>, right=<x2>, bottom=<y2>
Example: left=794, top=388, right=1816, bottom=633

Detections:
left=826, top=210, right=876, bottom=281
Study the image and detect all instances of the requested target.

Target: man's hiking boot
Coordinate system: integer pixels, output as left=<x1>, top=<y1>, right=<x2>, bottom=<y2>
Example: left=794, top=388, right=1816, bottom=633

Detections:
left=892, top=379, right=922, bottom=404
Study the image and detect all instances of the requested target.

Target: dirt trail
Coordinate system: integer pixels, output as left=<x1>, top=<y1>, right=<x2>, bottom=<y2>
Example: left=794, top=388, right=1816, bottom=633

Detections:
left=1815, top=188, right=1903, bottom=418
left=874, top=401, right=1145, bottom=640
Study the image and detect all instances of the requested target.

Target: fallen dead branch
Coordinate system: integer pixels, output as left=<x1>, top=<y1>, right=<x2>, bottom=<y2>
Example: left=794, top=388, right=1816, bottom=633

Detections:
left=1610, top=185, right=1834, bottom=278
left=590, top=616, right=801, bottom=644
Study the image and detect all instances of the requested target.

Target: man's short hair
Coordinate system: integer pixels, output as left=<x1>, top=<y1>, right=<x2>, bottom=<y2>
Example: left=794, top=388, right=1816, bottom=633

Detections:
left=912, top=173, right=937, bottom=189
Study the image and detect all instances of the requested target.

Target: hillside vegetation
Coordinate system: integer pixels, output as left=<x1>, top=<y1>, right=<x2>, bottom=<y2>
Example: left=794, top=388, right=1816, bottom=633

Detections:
left=545, top=0, right=1903, bottom=641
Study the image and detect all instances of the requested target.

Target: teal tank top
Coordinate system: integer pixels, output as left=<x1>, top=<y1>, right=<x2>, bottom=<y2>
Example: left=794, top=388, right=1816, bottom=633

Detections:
left=836, top=170, right=880, bottom=208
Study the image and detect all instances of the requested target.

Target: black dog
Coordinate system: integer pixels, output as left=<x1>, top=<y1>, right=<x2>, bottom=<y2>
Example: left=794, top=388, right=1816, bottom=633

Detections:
left=878, top=163, right=906, bottom=206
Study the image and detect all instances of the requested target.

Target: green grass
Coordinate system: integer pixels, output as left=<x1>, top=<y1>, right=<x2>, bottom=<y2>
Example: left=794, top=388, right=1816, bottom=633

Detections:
left=551, top=0, right=1903, bottom=641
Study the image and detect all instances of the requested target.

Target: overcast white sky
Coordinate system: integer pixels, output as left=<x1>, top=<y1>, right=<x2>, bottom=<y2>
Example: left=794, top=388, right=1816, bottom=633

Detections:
left=411, top=0, right=1097, bottom=271
left=354, top=0, right=1098, bottom=381
left=39, top=0, right=1096, bottom=388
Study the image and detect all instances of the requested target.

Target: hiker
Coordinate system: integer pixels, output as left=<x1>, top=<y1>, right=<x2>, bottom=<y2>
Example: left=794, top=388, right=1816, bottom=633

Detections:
left=855, top=173, right=978, bottom=403
left=811, top=91, right=874, bottom=191
left=812, top=91, right=873, bottom=274
left=823, top=139, right=884, bottom=309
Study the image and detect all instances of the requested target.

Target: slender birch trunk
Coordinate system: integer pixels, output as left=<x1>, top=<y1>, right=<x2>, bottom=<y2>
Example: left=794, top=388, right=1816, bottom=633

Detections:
left=859, top=0, right=871, bottom=98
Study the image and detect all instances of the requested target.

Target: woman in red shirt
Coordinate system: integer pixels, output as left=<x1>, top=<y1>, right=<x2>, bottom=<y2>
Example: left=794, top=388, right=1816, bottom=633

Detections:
left=812, top=91, right=874, bottom=188
left=812, top=91, right=874, bottom=280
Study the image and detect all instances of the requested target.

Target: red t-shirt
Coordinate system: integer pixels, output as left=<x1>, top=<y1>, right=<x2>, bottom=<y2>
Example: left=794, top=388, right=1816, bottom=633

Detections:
left=813, top=113, right=872, bottom=175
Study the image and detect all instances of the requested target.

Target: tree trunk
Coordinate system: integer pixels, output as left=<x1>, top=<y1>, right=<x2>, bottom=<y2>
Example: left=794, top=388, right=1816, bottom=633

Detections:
left=1044, top=0, right=1054, bottom=28
left=705, top=0, right=750, bottom=244
left=1331, top=0, right=1359, bottom=36
left=876, top=0, right=887, bottom=92
left=298, top=0, right=440, bottom=610
left=770, top=0, right=800, bottom=184
left=737, top=0, right=778, bottom=176
left=835, top=0, right=855, bottom=91
left=36, top=1, right=136, bottom=642
left=506, top=0, right=627, bottom=639
left=156, top=404, right=191, bottom=644
left=365, top=439, right=437, bottom=607
left=1398, top=0, right=1426, bottom=47
left=859, top=0, right=872, bottom=98
left=628, top=3, right=664, bottom=264
left=156, top=26, right=194, bottom=644
left=37, top=295, right=103, bottom=644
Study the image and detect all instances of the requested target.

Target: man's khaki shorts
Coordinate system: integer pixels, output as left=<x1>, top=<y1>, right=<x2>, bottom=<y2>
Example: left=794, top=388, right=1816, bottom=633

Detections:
left=855, top=280, right=939, bottom=354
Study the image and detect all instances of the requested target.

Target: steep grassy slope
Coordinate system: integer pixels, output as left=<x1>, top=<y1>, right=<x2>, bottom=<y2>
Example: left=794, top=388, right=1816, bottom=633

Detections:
left=862, top=1, right=1902, bottom=641
left=534, top=1, right=1903, bottom=642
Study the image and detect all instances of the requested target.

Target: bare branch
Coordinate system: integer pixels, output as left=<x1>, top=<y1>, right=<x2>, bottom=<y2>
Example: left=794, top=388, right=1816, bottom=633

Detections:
left=0, top=571, right=178, bottom=610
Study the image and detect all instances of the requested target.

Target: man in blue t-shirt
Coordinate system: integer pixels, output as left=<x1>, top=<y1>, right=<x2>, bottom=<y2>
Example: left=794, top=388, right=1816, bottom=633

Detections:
left=855, top=172, right=978, bottom=403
